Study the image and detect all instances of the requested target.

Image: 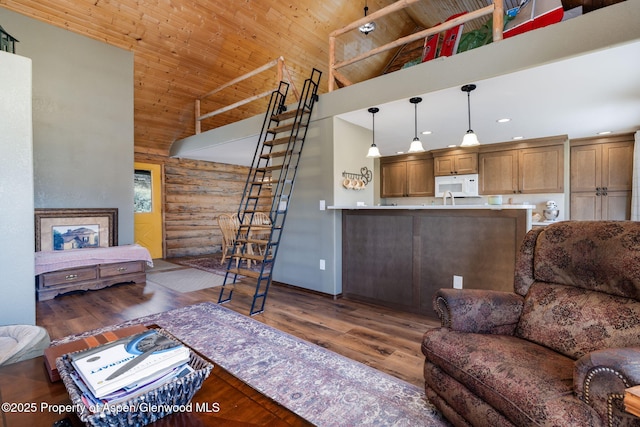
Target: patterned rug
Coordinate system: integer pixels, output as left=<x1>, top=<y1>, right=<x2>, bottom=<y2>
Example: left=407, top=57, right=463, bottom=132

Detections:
left=146, top=267, right=225, bottom=292
left=170, top=253, right=266, bottom=277
left=53, top=302, right=448, bottom=426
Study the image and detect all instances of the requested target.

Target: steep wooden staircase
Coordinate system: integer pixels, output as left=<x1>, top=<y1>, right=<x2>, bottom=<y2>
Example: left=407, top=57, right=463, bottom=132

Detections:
left=217, top=68, right=322, bottom=315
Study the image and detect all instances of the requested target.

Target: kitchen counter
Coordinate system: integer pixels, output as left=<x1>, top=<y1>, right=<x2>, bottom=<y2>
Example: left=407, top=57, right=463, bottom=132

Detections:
left=329, top=204, right=535, bottom=210
left=340, top=206, right=532, bottom=318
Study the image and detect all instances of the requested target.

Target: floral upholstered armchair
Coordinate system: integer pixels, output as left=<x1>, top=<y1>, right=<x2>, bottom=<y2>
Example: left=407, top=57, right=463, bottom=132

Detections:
left=422, top=221, right=640, bottom=427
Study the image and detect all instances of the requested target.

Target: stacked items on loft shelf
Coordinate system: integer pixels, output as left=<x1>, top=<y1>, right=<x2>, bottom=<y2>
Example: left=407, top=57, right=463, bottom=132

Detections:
left=56, top=329, right=212, bottom=426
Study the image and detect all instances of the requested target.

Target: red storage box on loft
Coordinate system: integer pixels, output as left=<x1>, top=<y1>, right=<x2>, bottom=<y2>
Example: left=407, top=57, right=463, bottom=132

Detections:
left=504, top=0, right=564, bottom=38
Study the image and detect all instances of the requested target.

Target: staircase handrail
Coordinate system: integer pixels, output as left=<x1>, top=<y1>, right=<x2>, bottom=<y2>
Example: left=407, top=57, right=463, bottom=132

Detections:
left=195, top=56, right=290, bottom=134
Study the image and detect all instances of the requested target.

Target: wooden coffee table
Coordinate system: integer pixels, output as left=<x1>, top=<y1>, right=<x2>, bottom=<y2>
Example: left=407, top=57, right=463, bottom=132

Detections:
left=0, top=355, right=312, bottom=426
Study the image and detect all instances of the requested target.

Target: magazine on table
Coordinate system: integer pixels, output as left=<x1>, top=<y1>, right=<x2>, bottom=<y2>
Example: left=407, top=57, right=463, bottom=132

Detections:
left=70, top=330, right=190, bottom=399
left=70, top=363, right=194, bottom=409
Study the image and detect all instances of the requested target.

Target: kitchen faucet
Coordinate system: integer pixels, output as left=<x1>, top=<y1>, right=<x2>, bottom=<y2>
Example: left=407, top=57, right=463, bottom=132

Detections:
left=442, top=191, right=455, bottom=206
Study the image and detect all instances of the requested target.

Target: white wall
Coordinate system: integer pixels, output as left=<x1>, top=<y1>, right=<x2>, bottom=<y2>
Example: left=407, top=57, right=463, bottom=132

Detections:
left=273, top=117, right=343, bottom=295
left=332, top=118, right=376, bottom=207
left=0, top=9, right=135, bottom=244
left=0, top=51, right=35, bottom=325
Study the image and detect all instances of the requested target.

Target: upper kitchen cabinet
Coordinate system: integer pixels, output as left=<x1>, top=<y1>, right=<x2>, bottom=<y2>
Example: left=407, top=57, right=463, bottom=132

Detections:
left=479, top=136, right=565, bottom=195
left=380, top=153, right=434, bottom=198
left=570, top=133, right=634, bottom=220
left=478, top=149, right=518, bottom=194
left=433, top=149, right=478, bottom=176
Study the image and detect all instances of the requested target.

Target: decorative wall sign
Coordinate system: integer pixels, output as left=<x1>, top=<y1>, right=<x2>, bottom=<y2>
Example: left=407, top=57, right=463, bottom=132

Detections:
left=341, top=167, right=372, bottom=190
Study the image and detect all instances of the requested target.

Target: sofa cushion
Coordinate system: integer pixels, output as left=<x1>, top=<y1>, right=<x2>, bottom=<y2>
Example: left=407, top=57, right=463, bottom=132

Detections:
left=532, top=221, right=640, bottom=299
left=516, top=282, right=640, bottom=359
left=422, top=328, right=601, bottom=426
left=425, top=362, right=516, bottom=427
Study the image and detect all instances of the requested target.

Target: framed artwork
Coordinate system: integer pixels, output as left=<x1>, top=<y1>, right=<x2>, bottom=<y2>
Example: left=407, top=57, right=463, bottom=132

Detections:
left=34, top=208, right=118, bottom=251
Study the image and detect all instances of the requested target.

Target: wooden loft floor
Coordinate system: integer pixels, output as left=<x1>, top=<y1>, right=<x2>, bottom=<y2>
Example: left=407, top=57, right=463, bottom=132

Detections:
left=36, top=261, right=440, bottom=388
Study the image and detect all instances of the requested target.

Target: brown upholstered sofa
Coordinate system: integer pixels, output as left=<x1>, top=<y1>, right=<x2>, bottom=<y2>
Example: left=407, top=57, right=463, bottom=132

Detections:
left=422, top=221, right=640, bottom=426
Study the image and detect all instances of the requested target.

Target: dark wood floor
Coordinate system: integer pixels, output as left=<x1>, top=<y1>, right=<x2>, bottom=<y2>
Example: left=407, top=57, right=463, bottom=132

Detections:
left=36, top=260, right=440, bottom=388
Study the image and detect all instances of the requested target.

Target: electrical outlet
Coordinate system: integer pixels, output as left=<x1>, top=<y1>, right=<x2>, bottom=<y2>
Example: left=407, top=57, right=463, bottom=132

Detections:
left=319, top=200, right=326, bottom=211
left=319, top=259, right=326, bottom=270
left=453, top=275, right=463, bottom=289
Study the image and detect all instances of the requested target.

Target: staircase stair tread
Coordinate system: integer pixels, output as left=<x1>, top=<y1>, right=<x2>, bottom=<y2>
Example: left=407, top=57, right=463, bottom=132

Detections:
left=237, top=237, right=273, bottom=245
left=256, top=165, right=284, bottom=172
left=242, top=253, right=273, bottom=262
left=267, top=122, right=305, bottom=134
left=272, top=107, right=309, bottom=122
left=264, top=136, right=300, bottom=146
left=225, top=268, right=265, bottom=279
left=260, top=150, right=294, bottom=159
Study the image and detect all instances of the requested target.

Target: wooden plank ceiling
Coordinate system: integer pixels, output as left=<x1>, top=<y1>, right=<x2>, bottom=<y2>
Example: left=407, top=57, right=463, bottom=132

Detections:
left=0, top=1, right=537, bottom=154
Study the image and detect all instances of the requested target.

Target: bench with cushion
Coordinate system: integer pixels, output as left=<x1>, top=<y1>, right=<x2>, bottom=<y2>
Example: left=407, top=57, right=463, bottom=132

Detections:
left=35, top=244, right=153, bottom=300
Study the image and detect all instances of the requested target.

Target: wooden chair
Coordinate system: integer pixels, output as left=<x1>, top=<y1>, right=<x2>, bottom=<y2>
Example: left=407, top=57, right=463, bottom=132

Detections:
left=217, top=213, right=241, bottom=267
left=250, top=212, right=272, bottom=256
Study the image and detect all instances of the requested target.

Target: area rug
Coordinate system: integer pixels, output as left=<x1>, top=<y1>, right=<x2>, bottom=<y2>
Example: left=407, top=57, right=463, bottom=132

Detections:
left=52, top=302, right=449, bottom=426
left=146, top=259, right=182, bottom=272
left=171, top=253, right=266, bottom=277
left=146, top=268, right=224, bottom=292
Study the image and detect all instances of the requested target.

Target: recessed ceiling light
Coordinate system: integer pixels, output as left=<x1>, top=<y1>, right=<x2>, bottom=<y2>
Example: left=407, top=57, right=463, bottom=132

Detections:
left=497, top=118, right=511, bottom=123
left=597, top=131, right=612, bottom=135
left=513, top=136, right=524, bottom=140
left=421, top=130, right=432, bottom=135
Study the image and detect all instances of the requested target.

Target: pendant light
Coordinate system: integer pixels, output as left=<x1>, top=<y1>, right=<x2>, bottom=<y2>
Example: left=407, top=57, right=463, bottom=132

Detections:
left=460, top=84, right=480, bottom=147
left=408, top=97, right=425, bottom=153
left=358, top=1, right=376, bottom=35
left=366, top=107, right=381, bottom=158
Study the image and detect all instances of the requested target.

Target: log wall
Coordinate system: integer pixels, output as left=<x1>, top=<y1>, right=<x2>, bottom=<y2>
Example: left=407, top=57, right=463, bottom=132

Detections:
left=135, top=152, right=250, bottom=258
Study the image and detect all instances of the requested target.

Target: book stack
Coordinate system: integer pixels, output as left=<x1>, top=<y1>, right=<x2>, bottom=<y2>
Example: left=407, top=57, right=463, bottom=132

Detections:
left=67, top=330, right=191, bottom=410
left=625, top=385, right=640, bottom=418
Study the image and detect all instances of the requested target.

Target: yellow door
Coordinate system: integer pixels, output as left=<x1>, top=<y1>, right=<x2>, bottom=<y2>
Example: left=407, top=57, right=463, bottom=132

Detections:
left=134, top=162, right=163, bottom=259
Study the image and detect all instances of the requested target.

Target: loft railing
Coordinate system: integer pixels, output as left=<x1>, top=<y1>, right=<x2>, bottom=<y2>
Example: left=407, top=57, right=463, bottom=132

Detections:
left=194, top=56, right=298, bottom=134
left=328, top=0, right=505, bottom=91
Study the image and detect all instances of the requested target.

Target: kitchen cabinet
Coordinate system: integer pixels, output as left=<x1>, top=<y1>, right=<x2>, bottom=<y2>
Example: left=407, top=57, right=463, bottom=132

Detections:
left=570, top=191, right=630, bottom=220
left=478, top=149, right=518, bottom=194
left=380, top=153, right=434, bottom=197
left=570, top=134, right=633, bottom=220
left=380, top=161, right=406, bottom=197
left=479, top=138, right=564, bottom=195
left=433, top=149, right=478, bottom=176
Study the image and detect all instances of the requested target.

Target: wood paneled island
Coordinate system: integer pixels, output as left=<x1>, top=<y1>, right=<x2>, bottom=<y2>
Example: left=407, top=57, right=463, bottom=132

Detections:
left=336, top=205, right=533, bottom=318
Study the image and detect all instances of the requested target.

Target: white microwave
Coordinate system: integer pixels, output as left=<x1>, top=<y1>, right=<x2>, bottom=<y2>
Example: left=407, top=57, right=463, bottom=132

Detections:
left=435, top=174, right=479, bottom=198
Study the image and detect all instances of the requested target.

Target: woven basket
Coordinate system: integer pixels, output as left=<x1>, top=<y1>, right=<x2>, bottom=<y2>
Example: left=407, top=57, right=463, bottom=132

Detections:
left=56, top=329, right=213, bottom=427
